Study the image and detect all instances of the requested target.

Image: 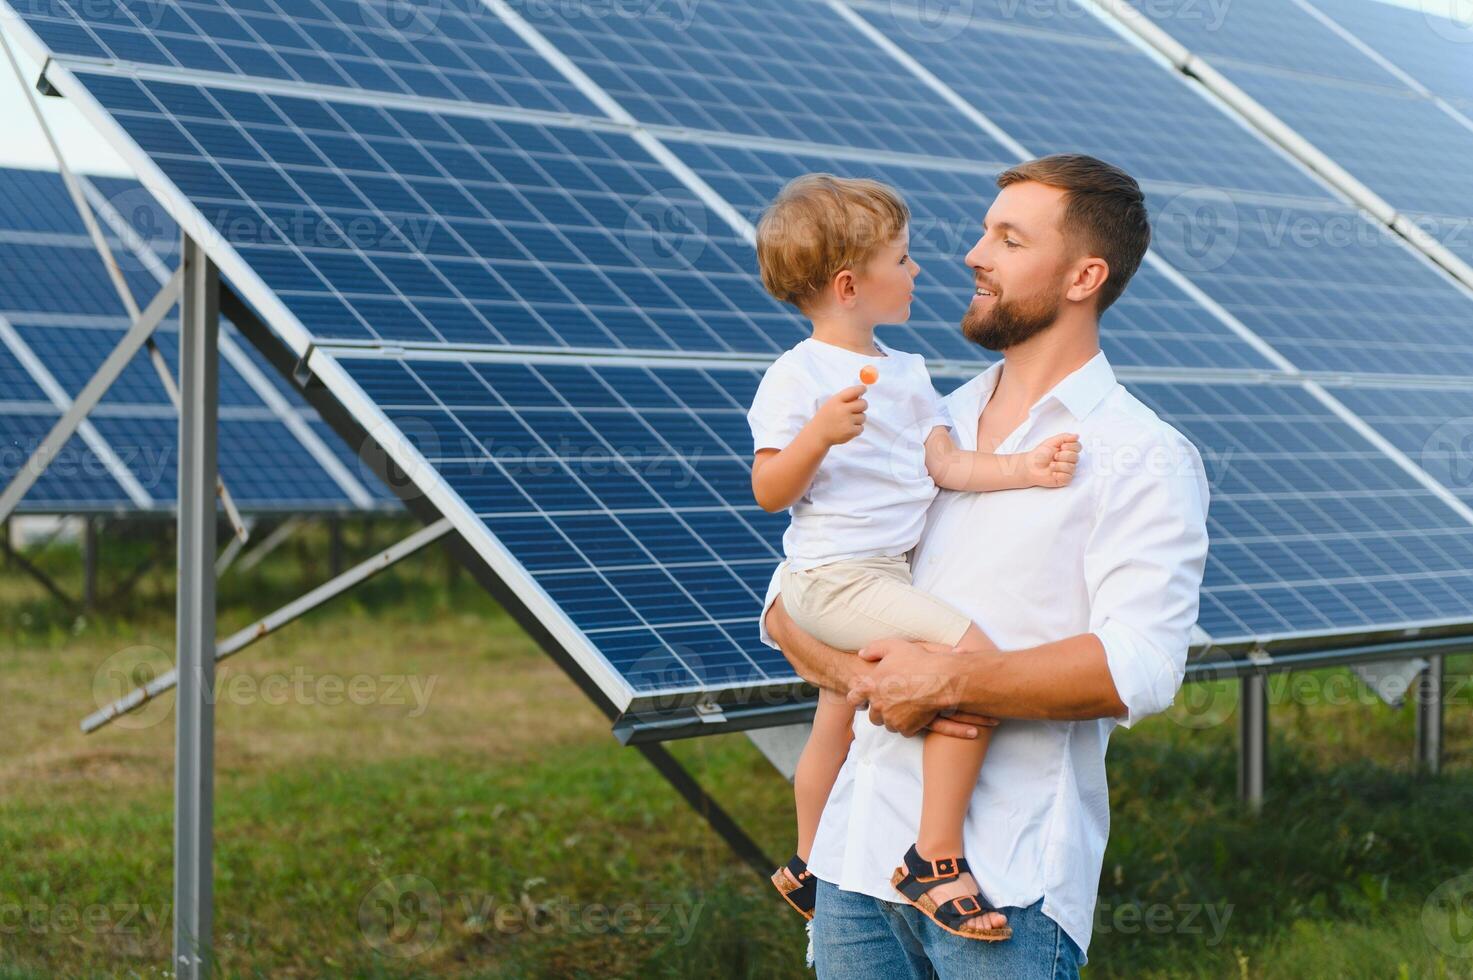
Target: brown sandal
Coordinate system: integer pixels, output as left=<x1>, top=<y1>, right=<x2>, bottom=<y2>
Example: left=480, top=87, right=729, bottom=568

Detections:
left=891, top=844, right=1011, bottom=941
left=772, top=854, right=817, bottom=921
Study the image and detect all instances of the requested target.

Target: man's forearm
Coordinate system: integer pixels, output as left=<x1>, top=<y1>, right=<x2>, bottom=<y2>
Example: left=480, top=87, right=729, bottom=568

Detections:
left=766, top=598, right=871, bottom=693
left=951, top=632, right=1128, bottom=721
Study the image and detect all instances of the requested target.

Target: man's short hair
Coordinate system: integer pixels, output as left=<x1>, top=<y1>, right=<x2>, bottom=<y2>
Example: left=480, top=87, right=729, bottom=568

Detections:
left=756, top=173, right=909, bottom=312
left=996, top=154, right=1151, bottom=315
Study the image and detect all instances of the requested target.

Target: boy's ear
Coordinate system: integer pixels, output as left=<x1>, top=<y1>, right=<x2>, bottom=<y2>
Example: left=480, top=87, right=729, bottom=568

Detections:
left=832, top=268, right=858, bottom=307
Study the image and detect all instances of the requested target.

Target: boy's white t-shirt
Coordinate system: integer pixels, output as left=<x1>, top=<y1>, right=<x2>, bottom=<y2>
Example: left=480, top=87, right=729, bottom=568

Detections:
left=747, top=337, right=951, bottom=571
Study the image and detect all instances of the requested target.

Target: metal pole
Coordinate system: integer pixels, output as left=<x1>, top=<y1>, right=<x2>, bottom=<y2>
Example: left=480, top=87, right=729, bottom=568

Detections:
left=329, top=517, right=344, bottom=577
left=174, top=237, right=217, bottom=979
left=1238, top=672, right=1268, bottom=812
left=83, top=517, right=98, bottom=610
left=1415, top=655, right=1445, bottom=776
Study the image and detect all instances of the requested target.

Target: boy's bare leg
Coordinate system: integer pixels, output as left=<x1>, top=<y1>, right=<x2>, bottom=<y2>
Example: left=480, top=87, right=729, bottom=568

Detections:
left=784, top=687, right=855, bottom=882
left=915, top=623, right=1008, bottom=930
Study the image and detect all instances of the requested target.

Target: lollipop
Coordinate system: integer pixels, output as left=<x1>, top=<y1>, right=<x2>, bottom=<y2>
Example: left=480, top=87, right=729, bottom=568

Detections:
left=859, top=365, right=879, bottom=385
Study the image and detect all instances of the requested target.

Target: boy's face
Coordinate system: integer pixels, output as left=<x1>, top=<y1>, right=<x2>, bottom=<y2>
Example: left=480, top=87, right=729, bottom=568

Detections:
left=852, top=227, right=921, bottom=325
left=962, top=181, right=1079, bottom=350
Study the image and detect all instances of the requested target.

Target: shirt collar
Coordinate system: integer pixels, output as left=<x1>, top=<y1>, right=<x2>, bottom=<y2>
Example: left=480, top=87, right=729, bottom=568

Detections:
left=955, top=349, right=1118, bottom=429
left=1042, top=349, right=1117, bottom=421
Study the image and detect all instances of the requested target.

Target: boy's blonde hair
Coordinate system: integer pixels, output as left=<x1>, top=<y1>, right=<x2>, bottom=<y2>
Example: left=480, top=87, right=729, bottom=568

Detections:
left=755, top=173, right=909, bottom=312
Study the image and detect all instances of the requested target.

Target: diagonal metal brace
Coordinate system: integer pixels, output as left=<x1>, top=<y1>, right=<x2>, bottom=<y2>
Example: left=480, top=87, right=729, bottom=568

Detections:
left=0, top=268, right=182, bottom=523
left=80, top=517, right=454, bottom=733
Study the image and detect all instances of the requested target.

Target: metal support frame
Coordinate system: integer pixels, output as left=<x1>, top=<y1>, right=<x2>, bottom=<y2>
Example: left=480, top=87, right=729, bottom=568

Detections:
left=1, top=532, right=78, bottom=607
left=1237, top=672, right=1269, bottom=812
left=83, top=517, right=98, bottom=609
left=328, top=517, right=343, bottom=577
left=82, top=517, right=454, bottom=733
left=0, top=268, right=181, bottom=524
left=1416, top=655, right=1445, bottom=776
left=235, top=517, right=304, bottom=574
left=173, top=237, right=217, bottom=979
left=214, top=517, right=256, bottom=576
left=0, top=26, right=249, bottom=541
left=634, top=743, right=774, bottom=878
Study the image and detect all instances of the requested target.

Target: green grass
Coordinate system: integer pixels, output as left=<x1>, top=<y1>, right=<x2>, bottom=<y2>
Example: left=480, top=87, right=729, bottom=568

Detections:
left=2, top=519, right=1472, bottom=978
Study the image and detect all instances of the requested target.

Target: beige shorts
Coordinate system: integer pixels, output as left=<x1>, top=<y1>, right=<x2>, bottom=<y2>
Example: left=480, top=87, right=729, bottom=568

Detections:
left=780, top=554, right=973, bottom=652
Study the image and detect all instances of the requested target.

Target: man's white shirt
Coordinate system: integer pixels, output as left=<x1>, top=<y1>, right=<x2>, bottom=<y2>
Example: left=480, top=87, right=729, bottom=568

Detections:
left=758, top=350, right=1210, bottom=964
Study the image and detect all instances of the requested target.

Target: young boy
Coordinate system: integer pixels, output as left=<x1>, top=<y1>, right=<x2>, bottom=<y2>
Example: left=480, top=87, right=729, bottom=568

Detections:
left=748, top=174, right=1079, bottom=941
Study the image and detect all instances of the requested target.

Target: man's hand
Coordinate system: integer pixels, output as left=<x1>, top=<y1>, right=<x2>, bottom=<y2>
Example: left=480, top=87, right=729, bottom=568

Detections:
left=847, top=637, right=999, bottom=737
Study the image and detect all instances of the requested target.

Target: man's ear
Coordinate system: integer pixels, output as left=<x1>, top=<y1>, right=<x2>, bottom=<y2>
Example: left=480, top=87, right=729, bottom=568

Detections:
left=1066, top=257, right=1109, bottom=307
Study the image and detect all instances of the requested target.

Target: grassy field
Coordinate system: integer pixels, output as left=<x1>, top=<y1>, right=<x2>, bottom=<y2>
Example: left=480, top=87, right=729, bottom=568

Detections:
left=2, top=518, right=1472, bottom=978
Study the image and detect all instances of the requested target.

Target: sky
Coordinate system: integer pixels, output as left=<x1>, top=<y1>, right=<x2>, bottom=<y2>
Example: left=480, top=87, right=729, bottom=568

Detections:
left=0, top=0, right=1465, bottom=180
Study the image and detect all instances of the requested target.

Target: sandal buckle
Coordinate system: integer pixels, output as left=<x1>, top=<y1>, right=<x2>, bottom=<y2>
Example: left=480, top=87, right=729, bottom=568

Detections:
left=931, top=857, right=956, bottom=877
left=952, top=895, right=982, bottom=916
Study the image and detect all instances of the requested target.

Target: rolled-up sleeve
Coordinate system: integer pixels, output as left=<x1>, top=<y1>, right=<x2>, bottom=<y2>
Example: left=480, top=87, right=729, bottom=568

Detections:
left=1085, top=427, right=1210, bottom=728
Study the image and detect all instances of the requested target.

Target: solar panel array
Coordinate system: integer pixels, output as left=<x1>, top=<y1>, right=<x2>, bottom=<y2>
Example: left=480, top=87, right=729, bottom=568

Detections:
left=0, top=165, right=397, bottom=513
left=1122, top=0, right=1473, bottom=271
left=6, top=0, right=1472, bottom=724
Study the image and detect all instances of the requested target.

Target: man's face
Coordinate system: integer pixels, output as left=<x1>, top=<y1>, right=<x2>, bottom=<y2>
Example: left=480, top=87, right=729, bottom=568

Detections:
left=961, top=181, right=1077, bottom=352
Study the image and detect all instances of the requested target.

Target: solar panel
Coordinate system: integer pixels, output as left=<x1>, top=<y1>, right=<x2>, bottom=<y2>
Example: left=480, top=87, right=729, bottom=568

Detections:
left=870, top=0, right=1333, bottom=201
left=0, top=166, right=396, bottom=512
left=1132, top=379, right=1473, bottom=643
left=1140, top=191, right=1473, bottom=378
left=1310, top=0, right=1473, bottom=109
left=1326, top=384, right=1473, bottom=507
left=508, top=0, right=1016, bottom=162
left=20, top=0, right=599, bottom=114
left=77, top=73, right=800, bottom=355
left=8, top=0, right=1473, bottom=725
left=1118, top=0, right=1473, bottom=276
left=0, top=411, right=132, bottom=509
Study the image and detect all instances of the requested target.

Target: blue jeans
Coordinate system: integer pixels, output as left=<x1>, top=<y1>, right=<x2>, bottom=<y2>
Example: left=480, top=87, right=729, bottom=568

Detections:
left=811, top=879, right=1082, bottom=980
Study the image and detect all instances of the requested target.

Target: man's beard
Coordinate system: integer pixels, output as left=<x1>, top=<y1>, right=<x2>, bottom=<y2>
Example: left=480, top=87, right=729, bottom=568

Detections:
left=960, top=288, right=1061, bottom=352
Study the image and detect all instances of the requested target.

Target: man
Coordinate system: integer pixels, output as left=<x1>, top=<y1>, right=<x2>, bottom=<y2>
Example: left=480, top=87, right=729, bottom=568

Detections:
left=761, top=154, right=1211, bottom=978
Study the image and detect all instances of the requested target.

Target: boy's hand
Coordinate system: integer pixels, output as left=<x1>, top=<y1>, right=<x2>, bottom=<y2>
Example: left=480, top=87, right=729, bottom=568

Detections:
left=812, top=384, right=868, bottom=446
left=1026, top=432, right=1081, bottom=488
